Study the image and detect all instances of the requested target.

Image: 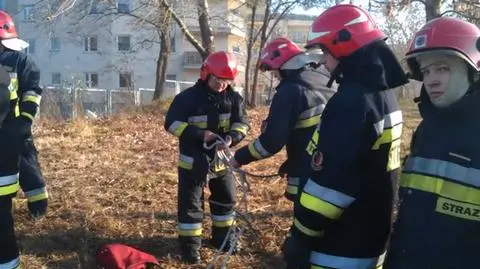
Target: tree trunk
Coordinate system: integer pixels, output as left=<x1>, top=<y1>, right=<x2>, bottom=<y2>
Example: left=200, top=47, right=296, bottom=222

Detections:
left=153, top=29, right=170, bottom=101
left=160, top=0, right=207, bottom=57
left=197, top=0, right=215, bottom=59
left=250, top=0, right=271, bottom=107
left=424, top=0, right=442, bottom=21
left=244, top=0, right=258, bottom=105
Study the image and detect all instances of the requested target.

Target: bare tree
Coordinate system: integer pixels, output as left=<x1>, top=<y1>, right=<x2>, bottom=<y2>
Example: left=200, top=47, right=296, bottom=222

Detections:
left=244, top=0, right=325, bottom=107
left=372, top=0, right=480, bottom=22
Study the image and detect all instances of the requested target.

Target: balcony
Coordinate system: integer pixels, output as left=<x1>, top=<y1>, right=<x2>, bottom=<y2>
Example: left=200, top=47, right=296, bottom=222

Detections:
left=184, top=14, right=247, bottom=37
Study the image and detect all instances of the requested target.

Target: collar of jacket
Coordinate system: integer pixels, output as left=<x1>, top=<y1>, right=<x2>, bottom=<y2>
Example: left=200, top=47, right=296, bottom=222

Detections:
left=418, top=80, right=480, bottom=120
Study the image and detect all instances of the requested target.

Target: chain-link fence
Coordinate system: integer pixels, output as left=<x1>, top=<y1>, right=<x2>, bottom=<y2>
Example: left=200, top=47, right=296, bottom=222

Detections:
left=39, top=80, right=196, bottom=120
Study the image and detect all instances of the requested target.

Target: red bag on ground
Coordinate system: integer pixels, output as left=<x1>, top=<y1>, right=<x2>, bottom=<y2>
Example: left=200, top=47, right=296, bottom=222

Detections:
left=96, top=243, right=161, bottom=269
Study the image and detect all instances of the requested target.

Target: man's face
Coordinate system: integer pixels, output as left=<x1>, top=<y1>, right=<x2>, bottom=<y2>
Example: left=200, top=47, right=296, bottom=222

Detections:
left=208, top=75, right=233, bottom=92
left=419, top=59, right=451, bottom=101
left=323, top=50, right=339, bottom=73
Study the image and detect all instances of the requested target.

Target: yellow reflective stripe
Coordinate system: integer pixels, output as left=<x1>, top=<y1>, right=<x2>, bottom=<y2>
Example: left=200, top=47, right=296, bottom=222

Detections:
left=0, top=181, right=19, bottom=196
left=306, top=128, right=320, bottom=156
left=212, top=219, right=235, bottom=227
left=387, top=139, right=401, bottom=171
left=286, top=185, right=298, bottom=195
left=167, top=121, right=188, bottom=137
left=9, top=89, right=17, bottom=100
left=178, top=154, right=193, bottom=170
left=293, top=218, right=324, bottom=237
left=248, top=142, right=263, bottom=159
left=21, top=111, right=34, bottom=121
left=178, top=228, right=202, bottom=236
left=295, top=114, right=321, bottom=129
left=27, top=192, right=48, bottom=202
left=231, top=122, right=249, bottom=135
left=400, top=173, right=480, bottom=205
left=300, top=192, right=344, bottom=219
left=372, top=124, right=403, bottom=150
left=218, top=119, right=230, bottom=129
left=23, top=95, right=41, bottom=105
left=190, top=122, right=207, bottom=128
left=179, top=161, right=193, bottom=170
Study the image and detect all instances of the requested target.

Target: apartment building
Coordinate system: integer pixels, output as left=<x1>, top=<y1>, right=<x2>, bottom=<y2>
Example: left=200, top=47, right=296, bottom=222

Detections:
left=3, top=0, right=246, bottom=93
left=3, top=0, right=314, bottom=96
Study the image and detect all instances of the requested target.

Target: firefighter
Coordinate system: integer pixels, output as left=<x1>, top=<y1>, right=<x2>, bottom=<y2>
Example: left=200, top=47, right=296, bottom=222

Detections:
left=384, top=17, right=480, bottom=269
left=0, top=11, right=48, bottom=221
left=164, top=51, right=250, bottom=264
left=283, top=4, right=410, bottom=269
left=230, top=37, right=334, bottom=201
left=0, top=9, right=45, bottom=269
left=0, top=64, right=10, bottom=124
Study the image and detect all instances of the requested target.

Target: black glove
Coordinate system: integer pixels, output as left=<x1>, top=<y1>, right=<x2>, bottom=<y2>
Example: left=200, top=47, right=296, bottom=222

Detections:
left=28, top=198, right=48, bottom=219
left=8, top=117, right=32, bottom=139
left=282, top=232, right=312, bottom=269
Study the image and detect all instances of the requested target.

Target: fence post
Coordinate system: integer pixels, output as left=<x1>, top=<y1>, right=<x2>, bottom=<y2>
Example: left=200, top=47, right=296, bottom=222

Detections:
left=104, top=89, right=108, bottom=116
left=71, top=87, right=77, bottom=119
left=107, top=89, right=112, bottom=115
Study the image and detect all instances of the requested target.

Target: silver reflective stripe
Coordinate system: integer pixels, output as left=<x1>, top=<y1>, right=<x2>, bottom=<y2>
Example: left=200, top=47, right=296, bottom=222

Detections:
left=299, top=104, right=325, bottom=119
left=178, top=223, right=202, bottom=230
left=25, top=187, right=47, bottom=197
left=303, top=179, right=356, bottom=208
left=0, top=174, right=18, bottom=186
left=404, top=157, right=480, bottom=187
left=254, top=139, right=271, bottom=157
left=219, top=113, right=231, bottom=120
left=212, top=212, right=235, bottom=221
left=23, top=90, right=41, bottom=98
left=179, top=154, right=194, bottom=164
left=373, top=110, right=403, bottom=136
left=0, top=256, right=20, bottom=269
left=188, top=115, right=208, bottom=123
left=288, top=177, right=300, bottom=186
left=168, top=121, right=186, bottom=134
left=310, top=251, right=385, bottom=269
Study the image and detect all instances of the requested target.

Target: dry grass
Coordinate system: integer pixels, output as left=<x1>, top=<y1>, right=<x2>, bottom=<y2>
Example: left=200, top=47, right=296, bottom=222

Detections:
left=13, top=98, right=420, bottom=269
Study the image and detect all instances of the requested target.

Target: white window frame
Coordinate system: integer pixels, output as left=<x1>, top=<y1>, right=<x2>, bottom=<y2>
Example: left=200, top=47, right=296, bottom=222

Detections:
left=117, top=35, right=131, bottom=51
left=85, top=73, right=99, bottom=88
left=84, top=36, right=98, bottom=52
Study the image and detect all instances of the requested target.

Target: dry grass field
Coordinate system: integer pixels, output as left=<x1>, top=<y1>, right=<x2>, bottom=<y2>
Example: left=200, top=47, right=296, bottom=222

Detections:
left=13, top=98, right=421, bottom=269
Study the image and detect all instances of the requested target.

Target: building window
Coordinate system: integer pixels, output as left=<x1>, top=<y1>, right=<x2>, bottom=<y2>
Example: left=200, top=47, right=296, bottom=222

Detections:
left=22, top=5, right=35, bottom=21
left=0, top=0, right=5, bottom=10
left=51, top=73, right=61, bottom=85
left=117, top=35, right=131, bottom=51
left=170, top=28, right=176, bottom=53
left=117, top=0, right=130, bottom=13
left=85, top=73, right=99, bottom=87
left=89, top=0, right=101, bottom=14
left=232, top=46, right=241, bottom=53
left=50, top=37, right=61, bottom=51
left=24, top=39, right=35, bottom=54
left=119, top=72, right=132, bottom=88
left=84, top=36, right=98, bottom=51
left=166, top=74, right=176, bottom=81
left=289, top=31, right=307, bottom=43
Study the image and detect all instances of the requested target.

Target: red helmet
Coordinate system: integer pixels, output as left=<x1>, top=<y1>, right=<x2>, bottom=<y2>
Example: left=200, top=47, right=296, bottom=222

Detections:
left=0, top=10, right=28, bottom=51
left=306, top=4, right=386, bottom=59
left=0, top=10, right=17, bottom=40
left=258, top=37, right=303, bottom=71
left=405, top=17, right=480, bottom=81
left=200, top=51, right=239, bottom=81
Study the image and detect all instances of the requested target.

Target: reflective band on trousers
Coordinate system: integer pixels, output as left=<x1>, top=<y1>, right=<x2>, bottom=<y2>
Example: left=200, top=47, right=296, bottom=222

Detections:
left=310, top=251, right=386, bottom=269
left=0, top=256, right=20, bottom=269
